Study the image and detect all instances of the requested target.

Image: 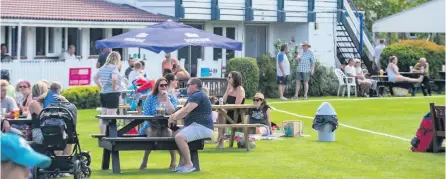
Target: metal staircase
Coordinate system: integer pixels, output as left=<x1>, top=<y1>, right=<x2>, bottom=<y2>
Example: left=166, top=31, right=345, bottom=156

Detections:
left=336, top=0, right=378, bottom=74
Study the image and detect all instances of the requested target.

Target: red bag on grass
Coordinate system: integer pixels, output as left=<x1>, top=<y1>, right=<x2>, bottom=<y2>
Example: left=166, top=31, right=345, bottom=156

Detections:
left=410, top=112, right=436, bottom=152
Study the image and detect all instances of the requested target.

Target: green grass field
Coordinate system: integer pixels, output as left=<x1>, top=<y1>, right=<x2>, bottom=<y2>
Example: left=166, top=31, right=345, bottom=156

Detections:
left=74, top=96, right=445, bottom=179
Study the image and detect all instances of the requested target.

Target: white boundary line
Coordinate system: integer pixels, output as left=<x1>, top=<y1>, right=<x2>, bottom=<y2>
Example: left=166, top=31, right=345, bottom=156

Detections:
left=270, top=106, right=411, bottom=142
left=269, top=96, right=444, bottom=104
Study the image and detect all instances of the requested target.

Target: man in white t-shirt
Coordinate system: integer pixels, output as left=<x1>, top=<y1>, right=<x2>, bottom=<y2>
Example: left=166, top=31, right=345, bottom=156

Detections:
left=344, top=58, right=357, bottom=78
left=374, top=40, right=386, bottom=69
left=276, top=44, right=290, bottom=100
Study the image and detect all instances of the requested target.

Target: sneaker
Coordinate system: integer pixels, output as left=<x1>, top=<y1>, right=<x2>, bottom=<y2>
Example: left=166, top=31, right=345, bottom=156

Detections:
left=291, top=96, right=298, bottom=100
left=177, top=166, right=196, bottom=173
left=303, top=96, right=308, bottom=100
left=279, top=97, right=288, bottom=100
left=172, top=166, right=183, bottom=172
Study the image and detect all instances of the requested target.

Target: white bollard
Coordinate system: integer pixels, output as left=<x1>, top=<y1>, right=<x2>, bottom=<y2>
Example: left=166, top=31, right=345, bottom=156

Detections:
left=313, top=102, right=338, bottom=142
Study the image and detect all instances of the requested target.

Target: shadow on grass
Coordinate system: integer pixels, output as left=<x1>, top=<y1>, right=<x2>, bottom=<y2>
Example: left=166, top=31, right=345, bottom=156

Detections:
left=93, top=168, right=210, bottom=176
left=201, top=147, right=249, bottom=153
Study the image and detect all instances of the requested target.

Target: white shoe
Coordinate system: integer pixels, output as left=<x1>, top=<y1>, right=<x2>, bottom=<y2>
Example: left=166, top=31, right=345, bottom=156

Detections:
left=280, top=97, right=288, bottom=100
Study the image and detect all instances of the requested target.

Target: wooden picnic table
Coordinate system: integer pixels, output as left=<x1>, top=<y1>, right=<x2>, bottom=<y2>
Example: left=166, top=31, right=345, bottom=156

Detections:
left=94, top=115, right=207, bottom=174
left=213, top=104, right=257, bottom=148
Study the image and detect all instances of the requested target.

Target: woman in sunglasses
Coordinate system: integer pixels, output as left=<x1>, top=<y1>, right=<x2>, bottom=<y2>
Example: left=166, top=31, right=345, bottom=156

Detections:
left=15, top=80, right=32, bottom=116
left=216, top=71, right=245, bottom=148
left=139, top=78, right=179, bottom=171
left=248, top=93, right=272, bottom=136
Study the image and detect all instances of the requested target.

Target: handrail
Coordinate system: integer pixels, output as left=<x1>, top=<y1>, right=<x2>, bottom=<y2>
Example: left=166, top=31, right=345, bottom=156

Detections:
left=343, top=0, right=375, bottom=57
left=347, top=0, right=376, bottom=47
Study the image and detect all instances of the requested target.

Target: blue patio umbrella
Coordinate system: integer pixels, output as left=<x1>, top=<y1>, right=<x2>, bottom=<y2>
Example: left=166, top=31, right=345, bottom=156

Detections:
left=96, top=20, right=243, bottom=53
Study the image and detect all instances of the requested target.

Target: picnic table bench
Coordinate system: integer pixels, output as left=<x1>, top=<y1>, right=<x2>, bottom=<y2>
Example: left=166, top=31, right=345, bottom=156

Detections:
left=372, top=74, right=418, bottom=97
left=94, top=115, right=208, bottom=174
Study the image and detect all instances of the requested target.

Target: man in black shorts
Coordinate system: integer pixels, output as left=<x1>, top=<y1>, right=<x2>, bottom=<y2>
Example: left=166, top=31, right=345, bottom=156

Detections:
left=276, top=44, right=290, bottom=100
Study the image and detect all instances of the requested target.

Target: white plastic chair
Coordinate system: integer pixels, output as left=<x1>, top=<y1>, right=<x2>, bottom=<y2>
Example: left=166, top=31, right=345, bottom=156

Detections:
left=334, top=69, right=357, bottom=98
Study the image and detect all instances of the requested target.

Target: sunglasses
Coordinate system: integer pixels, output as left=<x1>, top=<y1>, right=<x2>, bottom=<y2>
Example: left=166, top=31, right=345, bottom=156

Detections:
left=253, top=98, right=263, bottom=102
left=159, top=84, right=168, bottom=88
left=18, top=86, right=28, bottom=89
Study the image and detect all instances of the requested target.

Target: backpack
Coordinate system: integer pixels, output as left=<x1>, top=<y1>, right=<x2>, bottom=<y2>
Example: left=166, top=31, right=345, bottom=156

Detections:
left=411, top=112, right=435, bottom=152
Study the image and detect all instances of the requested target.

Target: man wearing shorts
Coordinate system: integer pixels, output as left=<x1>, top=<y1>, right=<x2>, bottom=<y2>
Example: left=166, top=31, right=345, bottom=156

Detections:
left=168, top=78, right=213, bottom=173
left=294, top=41, right=315, bottom=100
left=276, top=44, right=290, bottom=100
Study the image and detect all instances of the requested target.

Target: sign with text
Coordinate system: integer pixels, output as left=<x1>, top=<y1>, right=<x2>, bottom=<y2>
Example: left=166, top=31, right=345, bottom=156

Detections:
left=69, top=68, right=91, bottom=86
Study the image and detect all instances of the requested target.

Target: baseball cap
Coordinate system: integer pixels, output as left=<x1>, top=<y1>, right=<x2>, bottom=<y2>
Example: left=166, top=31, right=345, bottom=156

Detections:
left=1, top=133, right=51, bottom=168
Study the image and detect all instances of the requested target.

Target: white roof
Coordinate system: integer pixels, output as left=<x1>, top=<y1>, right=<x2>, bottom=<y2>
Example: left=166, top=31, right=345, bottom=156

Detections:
left=372, top=0, right=445, bottom=33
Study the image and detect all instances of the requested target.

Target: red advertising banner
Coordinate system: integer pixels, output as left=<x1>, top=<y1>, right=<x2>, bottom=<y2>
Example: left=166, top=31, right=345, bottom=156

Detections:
left=69, top=68, right=91, bottom=86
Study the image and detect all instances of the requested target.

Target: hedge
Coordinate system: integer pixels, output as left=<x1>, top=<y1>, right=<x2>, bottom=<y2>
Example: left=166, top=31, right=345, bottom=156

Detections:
left=225, top=57, right=260, bottom=98
left=257, top=54, right=279, bottom=98
left=61, top=86, right=100, bottom=109
left=380, top=40, right=445, bottom=78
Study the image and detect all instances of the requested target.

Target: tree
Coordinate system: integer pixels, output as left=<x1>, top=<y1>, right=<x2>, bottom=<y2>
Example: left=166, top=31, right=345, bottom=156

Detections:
left=352, top=0, right=431, bottom=31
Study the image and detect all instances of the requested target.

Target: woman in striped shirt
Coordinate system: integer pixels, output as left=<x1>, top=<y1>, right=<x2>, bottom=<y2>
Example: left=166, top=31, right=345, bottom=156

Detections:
left=94, top=51, right=123, bottom=134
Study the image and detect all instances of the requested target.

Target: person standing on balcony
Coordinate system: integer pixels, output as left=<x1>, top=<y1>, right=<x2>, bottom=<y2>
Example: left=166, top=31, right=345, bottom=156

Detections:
left=374, top=40, right=386, bottom=70
left=96, top=48, right=111, bottom=68
left=59, top=45, right=77, bottom=61
left=1, top=44, right=12, bottom=62
left=293, top=41, right=315, bottom=100
left=276, top=44, right=290, bottom=100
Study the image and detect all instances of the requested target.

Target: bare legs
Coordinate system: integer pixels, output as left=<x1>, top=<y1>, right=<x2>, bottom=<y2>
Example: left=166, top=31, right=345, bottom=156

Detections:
left=140, top=127, right=177, bottom=170
left=174, top=133, right=193, bottom=169
left=99, top=108, right=116, bottom=134
left=397, top=75, right=424, bottom=83
left=279, top=84, right=285, bottom=99
left=216, top=115, right=225, bottom=148
left=294, top=80, right=309, bottom=99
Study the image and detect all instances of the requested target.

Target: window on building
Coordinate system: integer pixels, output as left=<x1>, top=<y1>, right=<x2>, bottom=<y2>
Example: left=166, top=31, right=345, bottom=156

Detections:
left=62, top=28, right=81, bottom=56
left=112, top=28, right=124, bottom=59
left=35, top=27, right=59, bottom=56
left=226, top=27, right=235, bottom=60
left=178, top=24, right=204, bottom=77
left=213, top=27, right=223, bottom=61
left=7, top=26, right=27, bottom=58
left=90, top=28, right=105, bottom=55
left=35, top=27, right=46, bottom=55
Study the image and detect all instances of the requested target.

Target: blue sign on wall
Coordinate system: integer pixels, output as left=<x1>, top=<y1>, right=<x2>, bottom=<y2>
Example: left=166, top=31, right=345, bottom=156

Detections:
left=201, top=68, right=210, bottom=77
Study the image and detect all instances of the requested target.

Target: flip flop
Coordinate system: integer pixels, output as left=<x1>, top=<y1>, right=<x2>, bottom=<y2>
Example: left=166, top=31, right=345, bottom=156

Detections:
left=177, top=166, right=196, bottom=173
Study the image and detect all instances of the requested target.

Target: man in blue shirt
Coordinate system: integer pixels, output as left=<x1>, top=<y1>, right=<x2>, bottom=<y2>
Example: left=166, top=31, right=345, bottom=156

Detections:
left=168, top=78, right=213, bottom=173
left=276, top=44, right=291, bottom=100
